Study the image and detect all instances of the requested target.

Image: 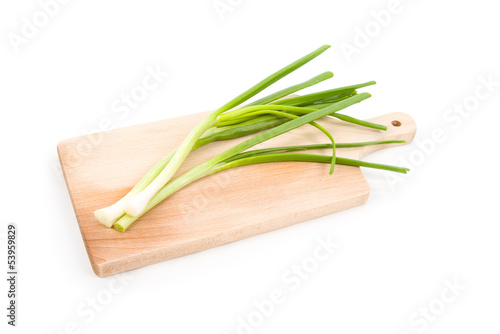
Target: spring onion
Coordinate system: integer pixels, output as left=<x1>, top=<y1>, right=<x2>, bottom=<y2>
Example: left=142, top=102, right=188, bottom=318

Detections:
left=95, top=50, right=375, bottom=226
left=94, top=44, right=409, bottom=232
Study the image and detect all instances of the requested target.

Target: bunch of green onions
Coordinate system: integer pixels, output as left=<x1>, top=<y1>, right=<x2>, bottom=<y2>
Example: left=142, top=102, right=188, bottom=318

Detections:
left=94, top=45, right=409, bottom=232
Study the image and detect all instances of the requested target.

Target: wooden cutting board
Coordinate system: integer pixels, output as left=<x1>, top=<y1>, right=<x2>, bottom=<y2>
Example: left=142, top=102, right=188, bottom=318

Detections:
left=58, top=110, right=416, bottom=277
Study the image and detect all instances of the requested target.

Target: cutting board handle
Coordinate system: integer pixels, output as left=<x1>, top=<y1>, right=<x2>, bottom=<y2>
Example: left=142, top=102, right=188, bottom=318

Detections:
left=349, top=112, right=417, bottom=159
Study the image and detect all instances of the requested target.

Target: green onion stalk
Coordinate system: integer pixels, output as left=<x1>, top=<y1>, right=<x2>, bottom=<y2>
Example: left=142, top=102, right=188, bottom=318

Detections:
left=94, top=45, right=405, bottom=232
left=95, top=45, right=379, bottom=227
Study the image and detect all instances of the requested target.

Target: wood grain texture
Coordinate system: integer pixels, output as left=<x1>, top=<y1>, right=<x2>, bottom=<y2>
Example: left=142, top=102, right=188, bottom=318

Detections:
left=58, top=111, right=416, bottom=277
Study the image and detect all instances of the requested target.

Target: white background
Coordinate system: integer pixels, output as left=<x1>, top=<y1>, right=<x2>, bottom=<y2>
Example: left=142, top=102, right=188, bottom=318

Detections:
left=1, top=0, right=499, bottom=333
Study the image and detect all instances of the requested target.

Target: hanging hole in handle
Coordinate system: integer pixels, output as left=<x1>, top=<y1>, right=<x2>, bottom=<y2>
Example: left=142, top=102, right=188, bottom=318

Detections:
left=391, top=120, right=401, bottom=127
